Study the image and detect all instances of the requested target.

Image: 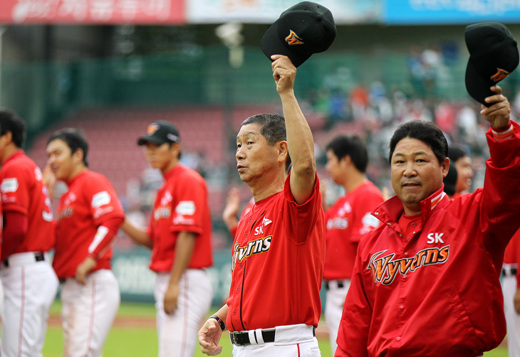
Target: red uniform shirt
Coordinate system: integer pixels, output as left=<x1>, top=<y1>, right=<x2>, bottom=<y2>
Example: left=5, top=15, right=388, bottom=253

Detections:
left=0, top=151, right=54, bottom=260
left=147, top=164, right=213, bottom=272
left=53, top=170, right=124, bottom=279
left=324, top=181, right=383, bottom=280
left=336, top=123, right=520, bottom=357
left=226, top=174, right=325, bottom=331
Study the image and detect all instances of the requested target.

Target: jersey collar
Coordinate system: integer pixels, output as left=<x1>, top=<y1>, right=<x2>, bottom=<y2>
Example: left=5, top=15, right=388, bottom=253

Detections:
left=373, top=186, right=449, bottom=228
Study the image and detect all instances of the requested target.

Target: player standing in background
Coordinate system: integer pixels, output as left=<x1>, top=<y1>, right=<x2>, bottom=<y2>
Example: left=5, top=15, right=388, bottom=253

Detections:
left=502, top=228, right=520, bottom=357
left=198, top=55, right=325, bottom=356
left=336, top=87, right=520, bottom=356
left=222, top=187, right=253, bottom=240
left=322, top=135, right=383, bottom=355
left=448, top=143, right=474, bottom=196
left=121, top=120, right=213, bottom=357
left=46, top=128, right=124, bottom=357
left=0, top=110, right=59, bottom=357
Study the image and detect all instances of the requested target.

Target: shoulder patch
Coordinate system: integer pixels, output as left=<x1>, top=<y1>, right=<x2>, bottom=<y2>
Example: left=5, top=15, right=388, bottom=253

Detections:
left=1, top=178, right=19, bottom=193
left=91, top=191, right=111, bottom=208
left=176, top=200, right=196, bottom=215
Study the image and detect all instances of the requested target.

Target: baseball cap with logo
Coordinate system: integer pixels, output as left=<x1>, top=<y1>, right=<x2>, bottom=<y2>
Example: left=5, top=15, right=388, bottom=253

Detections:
left=261, top=1, right=336, bottom=67
left=465, top=21, right=519, bottom=106
left=137, top=121, right=180, bottom=146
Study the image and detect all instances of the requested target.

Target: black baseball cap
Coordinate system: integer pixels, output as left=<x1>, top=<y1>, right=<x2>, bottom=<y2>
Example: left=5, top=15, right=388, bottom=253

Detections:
left=261, top=1, right=336, bottom=67
left=137, top=121, right=180, bottom=146
left=465, top=21, right=519, bottom=106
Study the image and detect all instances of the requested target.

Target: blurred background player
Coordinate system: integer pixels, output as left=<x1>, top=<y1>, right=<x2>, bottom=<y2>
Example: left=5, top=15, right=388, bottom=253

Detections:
left=448, top=143, right=474, bottom=196
left=46, top=128, right=124, bottom=357
left=502, top=228, right=520, bottom=357
left=222, top=187, right=253, bottom=240
left=122, top=120, right=213, bottom=357
left=322, top=134, right=384, bottom=355
left=0, top=110, right=59, bottom=356
left=198, top=55, right=325, bottom=356
left=443, top=161, right=458, bottom=198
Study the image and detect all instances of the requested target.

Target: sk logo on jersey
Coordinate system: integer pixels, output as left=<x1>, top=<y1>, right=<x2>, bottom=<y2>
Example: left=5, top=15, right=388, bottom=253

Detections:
left=254, top=217, right=272, bottom=236
left=231, top=236, right=272, bottom=272
left=368, top=245, right=450, bottom=285
left=285, top=30, right=304, bottom=46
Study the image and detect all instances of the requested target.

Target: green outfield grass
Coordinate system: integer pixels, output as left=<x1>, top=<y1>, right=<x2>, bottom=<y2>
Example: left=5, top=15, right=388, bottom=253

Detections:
left=43, top=302, right=508, bottom=357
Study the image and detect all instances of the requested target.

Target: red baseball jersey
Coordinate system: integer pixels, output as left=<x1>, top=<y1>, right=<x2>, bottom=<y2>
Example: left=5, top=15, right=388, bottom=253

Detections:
left=0, top=151, right=54, bottom=260
left=336, top=123, right=520, bottom=356
left=226, top=173, right=326, bottom=331
left=324, top=181, right=383, bottom=280
left=147, top=164, right=212, bottom=272
left=53, top=170, right=124, bottom=279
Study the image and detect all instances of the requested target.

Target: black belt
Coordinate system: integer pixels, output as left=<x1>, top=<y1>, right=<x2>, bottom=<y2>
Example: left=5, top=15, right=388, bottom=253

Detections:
left=2, top=252, right=45, bottom=268
left=229, top=326, right=315, bottom=346
left=502, top=267, right=518, bottom=277
left=325, top=280, right=345, bottom=290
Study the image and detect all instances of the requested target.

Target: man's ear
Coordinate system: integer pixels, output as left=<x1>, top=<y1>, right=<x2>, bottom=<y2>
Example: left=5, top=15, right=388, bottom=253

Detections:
left=441, top=157, right=450, bottom=178
left=277, top=141, right=288, bottom=163
left=72, top=148, right=85, bottom=165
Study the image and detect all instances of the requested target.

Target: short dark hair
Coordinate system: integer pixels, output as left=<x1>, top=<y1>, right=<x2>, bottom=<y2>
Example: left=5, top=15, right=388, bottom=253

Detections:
left=326, top=135, right=368, bottom=173
left=448, top=144, right=469, bottom=163
left=443, top=161, right=458, bottom=197
left=389, top=120, right=448, bottom=164
left=0, top=110, right=26, bottom=148
left=241, top=113, right=292, bottom=172
left=47, top=128, right=89, bottom=167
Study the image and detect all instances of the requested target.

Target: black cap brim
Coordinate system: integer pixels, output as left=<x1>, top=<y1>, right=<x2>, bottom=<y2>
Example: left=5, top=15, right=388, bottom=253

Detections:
left=465, top=58, right=494, bottom=106
left=137, top=135, right=166, bottom=146
left=261, top=21, right=312, bottom=68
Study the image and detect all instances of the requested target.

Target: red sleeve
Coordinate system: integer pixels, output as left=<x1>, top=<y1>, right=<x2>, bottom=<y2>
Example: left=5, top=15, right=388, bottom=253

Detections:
left=1, top=165, right=29, bottom=215
left=170, top=175, right=207, bottom=235
left=88, top=216, right=124, bottom=260
left=283, top=172, right=323, bottom=244
left=3, top=211, right=28, bottom=251
left=481, top=120, right=520, bottom=253
left=336, top=250, right=371, bottom=357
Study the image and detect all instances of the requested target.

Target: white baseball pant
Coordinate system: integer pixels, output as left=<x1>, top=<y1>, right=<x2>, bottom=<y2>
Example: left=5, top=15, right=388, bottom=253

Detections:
left=61, top=269, right=120, bottom=357
left=324, top=279, right=351, bottom=357
left=231, top=324, right=321, bottom=357
left=155, top=269, right=213, bottom=357
left=0, top=252, right=59, bottom=357
left=502, top=265, right=520, bottom=357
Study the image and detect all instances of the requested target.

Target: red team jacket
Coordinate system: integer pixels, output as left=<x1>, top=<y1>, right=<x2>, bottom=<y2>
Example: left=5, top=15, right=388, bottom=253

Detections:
left=147, top=164, right=212, bottom=272
left=53, top=170, right=124, bottom=279
left=503, top=228, right=520, bottom=287
left=324, top=181, right=383, bottom=281
left=336, top=123, right=520, bottom=356
left=0, top=151, right=54, bottom=260
left=226, top=173, right=325, bottom=332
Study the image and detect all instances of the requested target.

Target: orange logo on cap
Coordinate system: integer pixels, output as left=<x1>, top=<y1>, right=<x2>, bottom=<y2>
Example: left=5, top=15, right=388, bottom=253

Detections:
left=147, top=123, right=159, bottom=134
left=285, top=30, right=304, bottom=46
left=490, top=68, right=510, bottom=82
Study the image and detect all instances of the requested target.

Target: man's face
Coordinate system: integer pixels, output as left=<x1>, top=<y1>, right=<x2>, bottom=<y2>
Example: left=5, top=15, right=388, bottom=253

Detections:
left=325, top=149, right=345, bottom=185
left=46, top=139, right=78, bottom=182
left=454, top=156, right=473, bottom=193
left=391, top=137, right=448, bottom=215
left=235, top=123, right=281, bottom=183
left=144, top=142, right=178, bottom=172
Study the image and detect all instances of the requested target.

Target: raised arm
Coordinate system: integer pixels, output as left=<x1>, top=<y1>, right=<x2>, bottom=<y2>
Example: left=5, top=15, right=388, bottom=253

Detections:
left=480, top=85, right=520, bottom=252
left=271, top=55, right=316, bottom=204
